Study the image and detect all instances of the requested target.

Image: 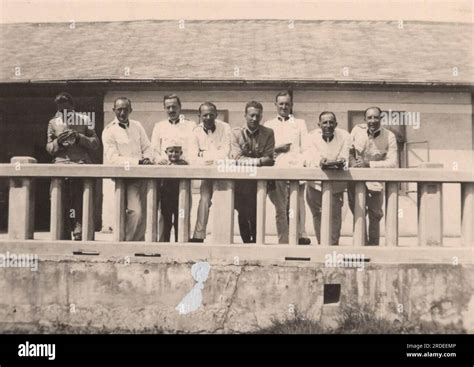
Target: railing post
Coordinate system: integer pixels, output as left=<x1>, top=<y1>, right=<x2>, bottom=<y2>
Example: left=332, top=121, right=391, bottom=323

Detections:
left=256, top=180, right=267, bottom=245
left=178, top=179, right=191, bottom=243
left=114, top=179, right=126, bottom=242
left=289, top=181, right=299, bottom=246
left=320, top=181, right=333, bottom=246
left=82, top=178, right=95, bottom=241
left=50, top=178, right=63, bottom=240
left=353, top=182, right=366, bottom=246
left=461, top=182, right=474, bottom=247
left=145, top=179, right=158, bottom=242
left=417, top=163, right=443, bottom=247
left=385, top=182, right=399, bottom=247
left=8, top=157, right=36, bottom=240
left=211, top=180, right=234, bottom=244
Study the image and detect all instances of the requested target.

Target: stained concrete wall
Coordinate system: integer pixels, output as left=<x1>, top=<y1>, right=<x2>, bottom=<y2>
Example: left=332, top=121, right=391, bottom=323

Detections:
left=0, top=247, right=472, bottom=333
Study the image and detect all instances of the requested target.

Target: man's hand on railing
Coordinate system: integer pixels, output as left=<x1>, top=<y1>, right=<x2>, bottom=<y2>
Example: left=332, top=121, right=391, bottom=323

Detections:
left=320, top=158, right=346, bottom=170
left=139, top=158, right=153, bottom=165
left=274, top=143, right=292, bottom=154
left=258, top=156, right=274, bottom=167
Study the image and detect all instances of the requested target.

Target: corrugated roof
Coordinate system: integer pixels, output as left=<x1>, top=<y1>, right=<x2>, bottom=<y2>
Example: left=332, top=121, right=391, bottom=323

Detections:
left=0, top=19, right=472, bottom=84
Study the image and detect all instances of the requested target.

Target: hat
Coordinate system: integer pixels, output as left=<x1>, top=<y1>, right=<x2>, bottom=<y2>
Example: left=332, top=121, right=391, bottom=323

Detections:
left=164, top=138, right=184, bottom=150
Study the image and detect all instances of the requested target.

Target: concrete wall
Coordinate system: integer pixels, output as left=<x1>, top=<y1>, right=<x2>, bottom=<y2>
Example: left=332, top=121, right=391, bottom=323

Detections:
left=101, top=89, right=473, bottom=238
left=0, top=242, right=472, bottom=333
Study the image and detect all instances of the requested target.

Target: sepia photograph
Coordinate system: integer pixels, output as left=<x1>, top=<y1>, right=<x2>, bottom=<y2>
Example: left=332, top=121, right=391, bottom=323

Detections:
left=0, top=0, right=472, bottom=363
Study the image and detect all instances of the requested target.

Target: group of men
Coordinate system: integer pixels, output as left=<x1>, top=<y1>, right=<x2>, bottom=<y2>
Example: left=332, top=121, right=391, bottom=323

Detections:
left=46, top=91, right=397, bottom=245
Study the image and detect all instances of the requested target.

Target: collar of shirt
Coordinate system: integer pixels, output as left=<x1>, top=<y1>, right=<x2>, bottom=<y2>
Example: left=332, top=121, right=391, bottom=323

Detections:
left=168, top=117, right=180, bottom=125
left=277, top=114, right=293, bottom=122
left=367, top=128, right=381, bottom=138
left=318, top=129, right=335, bottom=143
left=202, top=123, right=216, bottom=134
left=118, top=120, right=130, bottom=130
left=245, top=126, right=260, bottom=137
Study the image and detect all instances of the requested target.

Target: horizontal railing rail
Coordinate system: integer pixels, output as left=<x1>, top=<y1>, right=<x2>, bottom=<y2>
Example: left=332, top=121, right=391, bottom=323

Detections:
left=1, top=159, right=473, bottom=249
left=0, top=163, right=473, bottom=182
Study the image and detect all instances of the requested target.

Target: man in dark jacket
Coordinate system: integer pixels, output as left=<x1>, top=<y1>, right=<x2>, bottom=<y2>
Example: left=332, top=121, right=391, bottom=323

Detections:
left=46, top=92, right=100, bottom=240
left=230, top=101, right=275, bottom=243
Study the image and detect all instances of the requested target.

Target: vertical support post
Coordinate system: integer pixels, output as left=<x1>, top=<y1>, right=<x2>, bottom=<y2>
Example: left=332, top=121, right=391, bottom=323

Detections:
left=461, top=182, right=474, bottom=247
left=353, top=182, right=366, bottom=246
left=417, top=182, right=443, bottom=246
left=145, top=179, right=158, bottom=242
left=178, top=179, right=191, bottom=243
left=320, top=181, right=333, bottom=246
left=256, top=180, right=267, bottom=245
left=212, top=180, right=234, bottom=244
left=8, top=157, right=36, bottom=240
left=114, top=179, right=126, bottom=242
left=289, top=181, right=299, bottom=246
left=82, top=178, right=95, bottom=241
left=50, top=177, right=63, bottom=240
left=385, top=182, right=399, bottom=247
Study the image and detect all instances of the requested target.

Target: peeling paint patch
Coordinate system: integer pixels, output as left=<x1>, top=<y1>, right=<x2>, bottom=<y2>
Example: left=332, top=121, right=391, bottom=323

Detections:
left=176, top=262, right=211, bottom=315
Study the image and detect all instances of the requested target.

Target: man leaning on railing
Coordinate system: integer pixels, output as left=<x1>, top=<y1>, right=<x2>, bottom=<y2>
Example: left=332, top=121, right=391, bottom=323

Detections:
left=348, top=106, right=398, bottom=246
left=46, top=92, right=100, bottom=240
left=231, top=101, right=275, bottom=244
left=303, top=111, right=350, bottom=246
left=102, top=97, right=153, bottom=241
left=188, top=102, right=231, bottom=243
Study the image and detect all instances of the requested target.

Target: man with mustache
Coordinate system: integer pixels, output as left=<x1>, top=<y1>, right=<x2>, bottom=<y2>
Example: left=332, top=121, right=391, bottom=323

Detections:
left=348, top=106, right=398, bottom=246
left=102, top=97, right=153, bottom=241
left=151, top=94, right=197, bottom=241
left=303, top=111, right=350, bottom=246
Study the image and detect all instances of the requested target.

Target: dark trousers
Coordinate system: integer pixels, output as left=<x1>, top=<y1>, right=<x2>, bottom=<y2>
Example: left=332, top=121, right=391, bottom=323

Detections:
left=50, top=177, right=83, bottom=240
left=234, top=180, right=257, bottom=243
left=160, top=179, right=180, bottom=242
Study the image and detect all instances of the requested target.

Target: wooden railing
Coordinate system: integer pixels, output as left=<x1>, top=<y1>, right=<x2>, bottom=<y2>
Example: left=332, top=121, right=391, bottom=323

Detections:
left=1, top=157, right=473, bottom=247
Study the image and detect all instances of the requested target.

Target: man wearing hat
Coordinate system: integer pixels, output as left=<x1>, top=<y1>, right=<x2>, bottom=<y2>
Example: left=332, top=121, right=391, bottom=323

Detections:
left=158, top=139, right=188, bottom=242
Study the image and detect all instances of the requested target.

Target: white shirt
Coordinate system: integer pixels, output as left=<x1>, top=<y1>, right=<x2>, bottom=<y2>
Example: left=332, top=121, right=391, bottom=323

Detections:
left=303, top=128, right=351, bottom=192
left=150, top=116, right=197, bottom=163
left=102, top=118, right=152, bottom=165
left=189, top=120, right=231, bottom=165
left=350, top=124, right=398, bottom=191
left=264, top=115, right=307, bottom=167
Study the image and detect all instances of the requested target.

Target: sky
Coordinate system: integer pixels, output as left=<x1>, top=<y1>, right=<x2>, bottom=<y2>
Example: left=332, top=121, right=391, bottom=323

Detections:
left=0, top=0, right=472, bottom=24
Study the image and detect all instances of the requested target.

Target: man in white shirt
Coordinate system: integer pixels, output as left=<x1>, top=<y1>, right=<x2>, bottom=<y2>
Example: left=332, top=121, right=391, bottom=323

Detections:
left=264, top=91, right=310, bottom=245
left=303, top=112, right=350, bottom=246
left=348, top=106, right=398, bottom=246
left=150, top=94, right=197, bottom=241
left=151, top=94, right=197, bottom=163
left=102, top=97, right=153, bottom=241
left=188, top=102, right=231, bottom=242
